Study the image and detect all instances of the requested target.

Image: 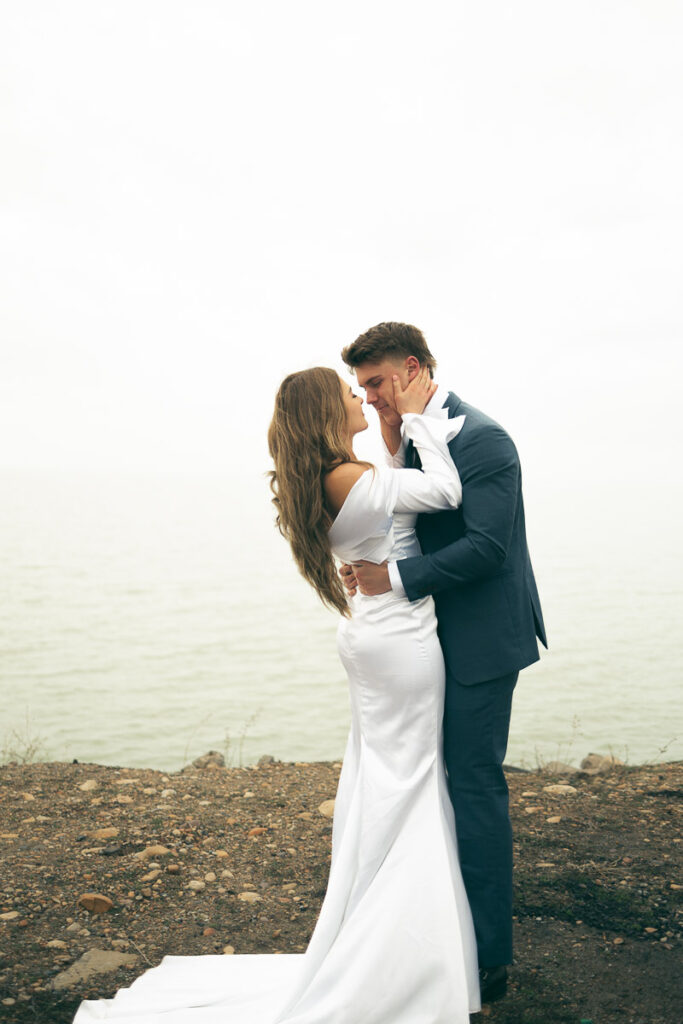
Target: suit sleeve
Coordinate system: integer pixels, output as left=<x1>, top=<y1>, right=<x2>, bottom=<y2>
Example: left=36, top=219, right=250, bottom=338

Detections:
left=396, top=425, right=520, bottom=599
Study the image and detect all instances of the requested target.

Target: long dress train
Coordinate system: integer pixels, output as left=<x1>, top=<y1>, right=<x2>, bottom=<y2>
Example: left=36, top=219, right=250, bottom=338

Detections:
left=73, top=412, right=480, bottom=1023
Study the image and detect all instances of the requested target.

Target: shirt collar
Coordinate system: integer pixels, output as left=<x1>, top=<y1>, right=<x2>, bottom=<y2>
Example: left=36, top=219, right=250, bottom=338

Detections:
left=423, top=382, right=450, bottom=419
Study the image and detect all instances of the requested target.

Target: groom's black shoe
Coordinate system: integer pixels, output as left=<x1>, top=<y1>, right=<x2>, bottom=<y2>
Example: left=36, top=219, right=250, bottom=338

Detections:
left=479, top=965, right=508, bottom=1004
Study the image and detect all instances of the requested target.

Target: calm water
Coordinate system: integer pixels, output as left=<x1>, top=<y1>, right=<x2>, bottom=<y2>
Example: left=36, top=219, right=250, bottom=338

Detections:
left=1, top=468, right=681, bottom=772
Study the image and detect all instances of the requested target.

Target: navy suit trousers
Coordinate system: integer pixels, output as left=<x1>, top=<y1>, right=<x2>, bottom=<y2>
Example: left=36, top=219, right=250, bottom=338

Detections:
left=443, top=670, right=518, bottom=968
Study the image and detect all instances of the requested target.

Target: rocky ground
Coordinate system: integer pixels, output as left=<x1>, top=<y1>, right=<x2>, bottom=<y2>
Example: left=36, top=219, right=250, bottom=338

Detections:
left=0, top=755, right=680, bottom=1024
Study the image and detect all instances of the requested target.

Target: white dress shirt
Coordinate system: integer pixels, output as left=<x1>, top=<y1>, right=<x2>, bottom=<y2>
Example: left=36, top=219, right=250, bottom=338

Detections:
left=384, top=384, right=452, bottom=597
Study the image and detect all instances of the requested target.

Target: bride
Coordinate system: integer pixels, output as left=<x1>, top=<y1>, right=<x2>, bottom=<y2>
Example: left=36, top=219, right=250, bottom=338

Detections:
left=73, top=365, right=480, bottom=1023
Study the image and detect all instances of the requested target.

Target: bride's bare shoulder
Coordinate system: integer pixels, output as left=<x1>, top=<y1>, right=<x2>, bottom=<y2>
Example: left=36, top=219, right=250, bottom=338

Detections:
left=323, top=463, right=370, bottom=516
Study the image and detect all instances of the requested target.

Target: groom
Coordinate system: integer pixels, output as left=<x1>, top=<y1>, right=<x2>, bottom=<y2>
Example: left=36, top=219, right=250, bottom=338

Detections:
left=340, top=322, right=547, bottom=1005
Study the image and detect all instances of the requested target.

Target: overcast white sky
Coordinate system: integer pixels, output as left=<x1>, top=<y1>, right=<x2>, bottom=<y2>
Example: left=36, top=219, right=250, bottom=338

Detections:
left=1, top=1, right=681, bottom=488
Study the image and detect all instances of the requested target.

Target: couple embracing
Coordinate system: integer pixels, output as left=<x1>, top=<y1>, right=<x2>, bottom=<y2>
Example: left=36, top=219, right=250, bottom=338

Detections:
left=74, top=322, right=546, bottom=1023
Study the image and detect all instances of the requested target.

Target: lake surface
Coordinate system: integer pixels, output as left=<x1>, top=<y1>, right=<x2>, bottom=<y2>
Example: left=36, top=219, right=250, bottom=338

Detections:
left=1, top=467, right=681, bottom=772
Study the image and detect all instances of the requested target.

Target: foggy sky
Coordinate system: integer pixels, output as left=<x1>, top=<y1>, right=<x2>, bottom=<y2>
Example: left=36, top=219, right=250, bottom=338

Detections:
left=2, top=1, right=681, bottom=488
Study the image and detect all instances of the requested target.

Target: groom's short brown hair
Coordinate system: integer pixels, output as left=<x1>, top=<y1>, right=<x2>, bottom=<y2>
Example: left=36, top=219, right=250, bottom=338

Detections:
left=342, top=322, right=437, bottom=376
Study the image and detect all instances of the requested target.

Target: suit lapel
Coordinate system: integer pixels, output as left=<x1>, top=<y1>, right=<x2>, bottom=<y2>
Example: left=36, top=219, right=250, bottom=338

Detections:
left=405, top=393, right=460, bottom=468
left=444, top=391, right=463, bottom=418
left=404, top=392, right=463, bottom=469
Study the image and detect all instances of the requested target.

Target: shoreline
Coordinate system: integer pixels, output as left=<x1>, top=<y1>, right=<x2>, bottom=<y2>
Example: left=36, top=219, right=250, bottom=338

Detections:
left=1, top=757, right=681, bottom=1023
left=3, top=745, right=682, bottom=775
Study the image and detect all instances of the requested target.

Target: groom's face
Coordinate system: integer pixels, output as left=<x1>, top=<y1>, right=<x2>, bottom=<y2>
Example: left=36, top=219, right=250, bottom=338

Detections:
left=354, top=357, right=419, bottom=417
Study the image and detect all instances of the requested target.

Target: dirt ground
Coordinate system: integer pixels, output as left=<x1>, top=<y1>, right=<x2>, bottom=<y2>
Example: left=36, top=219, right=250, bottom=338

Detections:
left=0, top=758, right=680, bottom=1024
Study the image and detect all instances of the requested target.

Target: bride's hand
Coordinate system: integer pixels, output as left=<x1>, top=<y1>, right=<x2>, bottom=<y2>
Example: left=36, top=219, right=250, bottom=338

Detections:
left=393, top=366, right=437, bottom=417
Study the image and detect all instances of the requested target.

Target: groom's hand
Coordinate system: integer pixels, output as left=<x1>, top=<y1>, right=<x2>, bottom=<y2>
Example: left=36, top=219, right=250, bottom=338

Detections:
left=352, top=560, right=391, bottom=596
left=339, top=563, right=358, bottom=597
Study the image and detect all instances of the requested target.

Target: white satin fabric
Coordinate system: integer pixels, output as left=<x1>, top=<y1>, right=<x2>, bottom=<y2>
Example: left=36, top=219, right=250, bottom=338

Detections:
left=73, top=413, right=480, bottom=1024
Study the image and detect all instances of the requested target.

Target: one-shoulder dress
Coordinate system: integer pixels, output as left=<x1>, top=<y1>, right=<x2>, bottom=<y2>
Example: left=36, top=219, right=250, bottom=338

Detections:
left=73, top=412, right=480, bottom=1024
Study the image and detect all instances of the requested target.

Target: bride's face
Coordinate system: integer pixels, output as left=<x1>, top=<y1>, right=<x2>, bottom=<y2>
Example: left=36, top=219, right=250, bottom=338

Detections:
left=340, top=378, right=368, bottom=437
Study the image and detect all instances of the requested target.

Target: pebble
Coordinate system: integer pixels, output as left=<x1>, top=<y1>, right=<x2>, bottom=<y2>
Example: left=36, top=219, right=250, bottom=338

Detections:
left=88, top=827, right=120, bottom=841
left=49, top=949, right=138, bottom=990
left=79, top=780, right=99, bottom=792
left=2, top=998, right=16, bottom=1006
left=192, top=751, right=225, bottom=769
left=77, top=893, right=114, bottom=914
left=66, top=922, right=81, bottom=933
left=542, top=761, right=576, bottom=775
left=546, top=816, right=562, bottom=824
left=579, top=753, right=624, bottom=775
left=524, top=806, right=542, bottom=815
left=161, top=789, right=176, bottom=798
left=204, top=872, right=217, bottom=883
left=318, top=800, right=336, bottom=818
left=115, top=778, right=137, bottom=786
left=134, top=845, right=171, bottom=861
left=166, top=864, right=180, bottom=874
left=187, top=880, right=206, bottom=892
left=543, top=784, right=578, bottom=796
left=238, top=892, right=262, bottom=903
left=116, top=795, right=134, bottom=804
left=141, top=870, right=161, bottom=883
left=248, top=827, right=267, bottom=837
left=0, top=911, right=20, bottom=921
left=46, top=940, right=68, bottom=949
left=223, top=945, right=235, bottom=955
left=221, top=869, right=234, bottom=879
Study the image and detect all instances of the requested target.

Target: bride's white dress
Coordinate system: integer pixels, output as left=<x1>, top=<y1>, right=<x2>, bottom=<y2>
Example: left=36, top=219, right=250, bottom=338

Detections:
left=73, top=413, right=480, bottom=1024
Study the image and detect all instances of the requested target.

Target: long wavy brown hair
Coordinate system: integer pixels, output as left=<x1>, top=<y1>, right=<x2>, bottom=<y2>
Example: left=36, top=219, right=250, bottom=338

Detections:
left=268, top=367, right=367, bottom=617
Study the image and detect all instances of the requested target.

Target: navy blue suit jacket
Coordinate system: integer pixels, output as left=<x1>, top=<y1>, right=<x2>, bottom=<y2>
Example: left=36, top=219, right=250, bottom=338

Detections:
left=398, top=391, right=547, bottom=685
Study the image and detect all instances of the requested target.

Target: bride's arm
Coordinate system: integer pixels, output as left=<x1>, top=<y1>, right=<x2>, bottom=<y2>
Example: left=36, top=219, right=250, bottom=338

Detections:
left=388, top=369, right=464, bottom=514
left=391, top=416, right=464, bottom=513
